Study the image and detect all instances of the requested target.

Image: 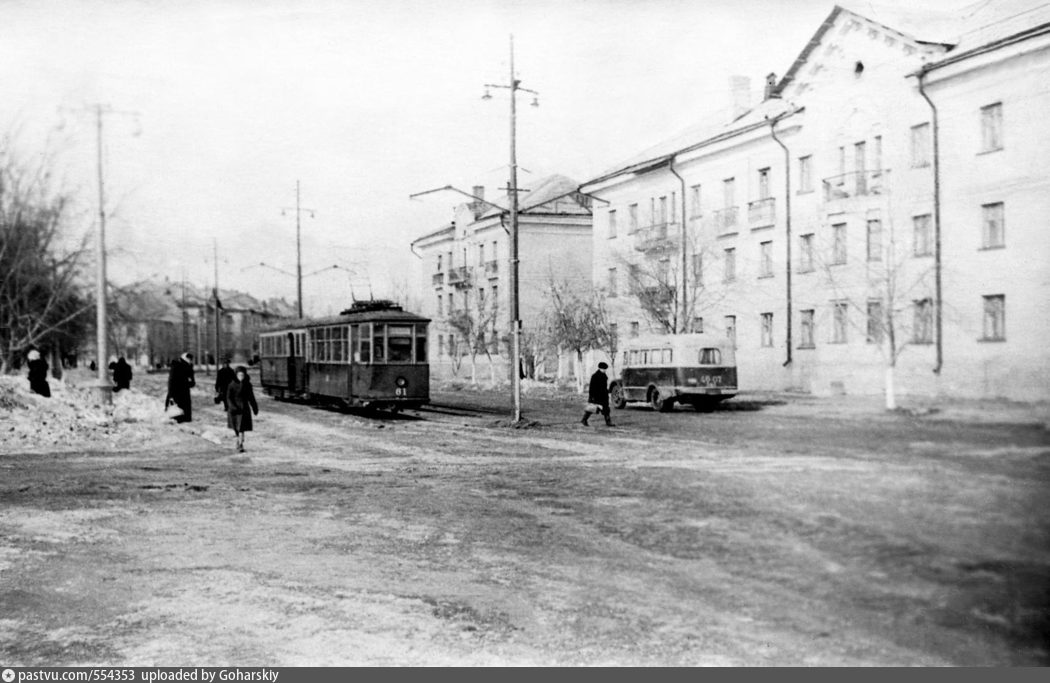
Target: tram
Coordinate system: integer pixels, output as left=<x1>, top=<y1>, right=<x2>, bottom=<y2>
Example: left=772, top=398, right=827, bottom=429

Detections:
left=258, top=300, right=429, bottom=411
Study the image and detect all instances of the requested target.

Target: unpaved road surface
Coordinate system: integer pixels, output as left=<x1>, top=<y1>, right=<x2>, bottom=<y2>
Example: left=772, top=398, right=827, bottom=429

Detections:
left=2, top=374, right=1048, bottom=665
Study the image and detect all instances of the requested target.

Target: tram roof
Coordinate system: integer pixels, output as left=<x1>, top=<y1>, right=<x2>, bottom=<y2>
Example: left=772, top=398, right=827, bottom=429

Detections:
left=260, top=308, right=430, bottom=333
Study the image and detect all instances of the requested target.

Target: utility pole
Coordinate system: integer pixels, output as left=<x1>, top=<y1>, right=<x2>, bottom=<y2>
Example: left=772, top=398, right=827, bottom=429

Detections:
left=60, top=103, right=139, bottom=403
left=281, top=180, right=315, bottom=319
left=483, top=34, right=539, bottom=423
left=213, top=237, right=221, bottom=369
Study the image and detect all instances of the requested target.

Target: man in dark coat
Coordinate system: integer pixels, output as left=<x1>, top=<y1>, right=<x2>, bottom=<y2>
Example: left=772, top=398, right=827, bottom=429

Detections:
left=225, top=366, right=259, bottom=453
left=26, top=349, right=51, bottom=398
left=582, top=361, right=613, bottom=426
left=214, top=357, right=236, bottom=410
left=165, top=352, right=196, bottom=423
left=112, top=357, right=133, bottom=392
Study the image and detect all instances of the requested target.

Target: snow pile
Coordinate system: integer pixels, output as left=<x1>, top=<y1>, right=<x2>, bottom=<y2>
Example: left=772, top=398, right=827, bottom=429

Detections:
left=0, top=375, right=175, bottom=452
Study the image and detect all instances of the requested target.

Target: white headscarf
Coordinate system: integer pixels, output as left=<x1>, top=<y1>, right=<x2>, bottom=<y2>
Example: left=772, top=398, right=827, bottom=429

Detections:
left=27, top=350, right=40, bottom=361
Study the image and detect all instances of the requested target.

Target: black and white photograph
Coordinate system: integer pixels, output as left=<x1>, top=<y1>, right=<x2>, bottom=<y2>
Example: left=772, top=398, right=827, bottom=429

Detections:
left=1, top=0, right=1048, bottom=667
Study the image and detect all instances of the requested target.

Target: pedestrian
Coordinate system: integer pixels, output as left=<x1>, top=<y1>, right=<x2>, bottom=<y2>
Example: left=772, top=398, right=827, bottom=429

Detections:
left=582, top=361, right=614, bottom=427
left=112, top=357, right=133, bottom=392
left=165, top=352, right=196, bottom=423
left=225, top=366, right=259, bottom=453
left=26, top=349, right=51, bottom=398
left=214, top=356, right=235, bottom=410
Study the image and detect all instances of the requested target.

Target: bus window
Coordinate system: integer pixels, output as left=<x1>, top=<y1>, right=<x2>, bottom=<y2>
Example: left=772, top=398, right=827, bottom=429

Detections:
left=699, top=348, right=722, bottom=365
left=661, top=349, right=673, bottom=364
left=372, top=324, right=386, bottom=363
left=415, top=325, right=428, bottom=363
left=387, top=325, right=414, bottom=362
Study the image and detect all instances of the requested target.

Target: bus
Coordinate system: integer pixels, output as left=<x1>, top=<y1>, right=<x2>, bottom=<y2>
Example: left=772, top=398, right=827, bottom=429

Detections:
left=609, top=333, right=737, bottom=412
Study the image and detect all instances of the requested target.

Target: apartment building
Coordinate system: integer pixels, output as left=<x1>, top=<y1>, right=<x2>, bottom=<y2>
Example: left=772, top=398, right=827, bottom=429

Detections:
left=410, top=175, right=593, bottom=381
left=582, top=2, right=1050, bottom=400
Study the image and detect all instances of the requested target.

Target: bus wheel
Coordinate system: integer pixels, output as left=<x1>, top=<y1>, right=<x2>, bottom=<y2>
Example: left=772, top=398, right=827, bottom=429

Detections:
left=610, top=383, right=627, bottom=409
left=649, top=388, right=673, bottom=412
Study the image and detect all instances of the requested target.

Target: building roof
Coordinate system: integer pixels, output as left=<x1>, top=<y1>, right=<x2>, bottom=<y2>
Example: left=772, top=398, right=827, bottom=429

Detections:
left=935, top=0, right=1050, bottom=59
left=111, top=278, right=297, bottom=322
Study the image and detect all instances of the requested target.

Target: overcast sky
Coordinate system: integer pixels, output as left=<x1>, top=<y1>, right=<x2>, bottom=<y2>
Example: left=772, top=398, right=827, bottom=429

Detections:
left=1, top=0, right=972, bottom=316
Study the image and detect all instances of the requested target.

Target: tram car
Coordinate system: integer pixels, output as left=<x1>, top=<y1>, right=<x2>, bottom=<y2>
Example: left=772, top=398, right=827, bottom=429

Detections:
left=258, top=300, right=430, bottom=411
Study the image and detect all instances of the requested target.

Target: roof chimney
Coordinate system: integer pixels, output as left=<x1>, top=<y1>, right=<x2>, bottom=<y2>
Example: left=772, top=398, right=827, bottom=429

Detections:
left=729, top=75, right=751, bottom=122
left=764, top=72, right=778, bottom=100
left=472, top=185, right=485, bottom=219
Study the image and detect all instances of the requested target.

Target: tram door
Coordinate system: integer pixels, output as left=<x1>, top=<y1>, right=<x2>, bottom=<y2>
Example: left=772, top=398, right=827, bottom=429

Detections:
left=288, top=331, right=307, bottom=394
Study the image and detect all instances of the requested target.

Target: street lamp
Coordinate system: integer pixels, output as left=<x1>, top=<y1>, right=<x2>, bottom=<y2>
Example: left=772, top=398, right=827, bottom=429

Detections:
left=482, top=34, right=539, bottom=424
left=280, top=180, right=315, bottom=319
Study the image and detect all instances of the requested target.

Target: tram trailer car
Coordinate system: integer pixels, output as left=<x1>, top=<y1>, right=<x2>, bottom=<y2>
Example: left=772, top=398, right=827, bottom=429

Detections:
left=609, top=333, right=737, bottom=412
left=259, top=301, right=429, bottom=411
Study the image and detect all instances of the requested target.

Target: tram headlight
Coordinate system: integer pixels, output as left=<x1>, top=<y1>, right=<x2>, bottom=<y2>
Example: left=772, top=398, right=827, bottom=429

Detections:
left=395, top=376, right=407, bottom=388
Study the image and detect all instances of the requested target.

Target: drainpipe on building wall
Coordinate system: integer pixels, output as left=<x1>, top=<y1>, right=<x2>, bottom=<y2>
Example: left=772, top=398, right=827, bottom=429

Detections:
left=917, top=70, right=943, bottom=374
left=668, top=157, right=689, bottom=333
left=409, top=242, right=423, bottom=259
left=768, top=114, right=792, bottom=367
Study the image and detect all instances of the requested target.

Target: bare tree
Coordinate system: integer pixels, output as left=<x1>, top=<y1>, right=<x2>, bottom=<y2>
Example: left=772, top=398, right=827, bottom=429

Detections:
left=617, top=240, right=726, bottom=335
left=0, top=139, right=91, bottom=371
left=543, top=276, right=616, bottom=393
left=446, top=290, right=499, bottom=385
left=812, top=193, right=935, bottom=410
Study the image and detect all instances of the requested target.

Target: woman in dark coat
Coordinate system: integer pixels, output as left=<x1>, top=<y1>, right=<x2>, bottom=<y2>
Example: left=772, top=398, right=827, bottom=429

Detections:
left=225, top=366, right=259, bottom=453
left=165, top=352, right=196, bottom=423
left=112, top=357, right=133, bottom=392
left=26, top=349, right=51, bottom=398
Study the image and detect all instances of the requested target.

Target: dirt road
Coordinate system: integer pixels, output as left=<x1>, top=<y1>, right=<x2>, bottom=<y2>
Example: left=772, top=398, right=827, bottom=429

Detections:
left=2, top=374, right=1048, bottom=665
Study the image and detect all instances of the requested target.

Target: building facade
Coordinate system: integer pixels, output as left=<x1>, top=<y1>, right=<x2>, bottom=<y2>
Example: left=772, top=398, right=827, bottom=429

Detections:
left=411, top=175, right=593, bottom=382
left=582, top=2, right=1050, bottom=401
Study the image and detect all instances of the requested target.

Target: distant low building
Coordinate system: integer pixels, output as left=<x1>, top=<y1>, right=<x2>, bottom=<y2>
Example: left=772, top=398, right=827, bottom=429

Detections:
left=81, top=279, right=297, bottom=369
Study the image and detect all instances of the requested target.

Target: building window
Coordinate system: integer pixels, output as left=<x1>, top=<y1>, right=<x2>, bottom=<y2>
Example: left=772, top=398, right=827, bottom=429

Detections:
left=610, top=322, right=618, bottom=342
left=658, top=196, right=668, bottom=226
left=798, top=155, right=813, bottom=193
left=800, top=309, right=815, bottom=348
left=760, top=312, right=773, bottom=347
left=873, top=135, right=882, bottom=172
left=670, top=191, right=677, bottom=223
left=447, top=292, right=453, bottom=313
left=608, top=209, right=617, bottom=239
left=437, top=294, right=443, bottom=316
left=478, top=287, right=486, bottom=306
left=913, top=298, right=933, bottom=343
left=866, top=218, right=882, bottom=262
left=911, top=123, right=931, bottom=168
left=980, top=102, right=1003, bottom=153
left=982, top=202, right=1004, bottom=248
left=478, top=243, right=485, bottom=264
left=438, top=334, right=444, bottom=357
left=723, top=247, right=736, bottom=282
left=832, top=301, right=848, bottom=343
left=691, top=253, right=702, bottom=284
left=630, top=321, right=640, bottom=338
left=723, top=177, right=735, bottom=208
left=628, top=203, right=638, bottom=234
left=657, top=257, right=670, bottom=283
left=867, top=300, right=883, bottom=343
left=692, top=317, right=704, bottom=333
left=982, top=295, right=1005, bottom=341
left=758, top=168, right=771, bottom=199
left=913, top=214, right=932, bottom=256
left=628, top=264, right=640, bottom=294
left=492, top=240, right=498, bottom=261
left=832, top=223, right=847, bottom=265
left=799, top=233, right=815, bottom=272
left=759, top=240, right=773, bottom=277
left=436, top=254, right=442, bottom=272
left=607, top=267, right=618, bottom=297
left=724, top=315, right=736, bottom=345
left=690, top=184, right=701, bottom=218
left=491, top=285, right=498, bottom=312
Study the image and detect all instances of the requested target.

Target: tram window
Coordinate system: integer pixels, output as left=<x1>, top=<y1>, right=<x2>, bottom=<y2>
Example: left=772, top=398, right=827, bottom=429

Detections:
left=358, top=323, right=371, bottom=363
left=629, top=350, right=639, bottom=365
left=372, top=324, right=386, bottom=362
left=699, top=348, right=722, bottom=365
left=415, top=325, right=427, bottom=363
left=622, top=351, right=629, bottom=366
left=388, top=325, right=413, bottom=362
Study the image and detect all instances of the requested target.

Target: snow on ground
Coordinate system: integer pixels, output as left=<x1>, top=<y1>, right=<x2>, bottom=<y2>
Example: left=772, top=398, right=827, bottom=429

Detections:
left=0, top=374, right=193, bottom=453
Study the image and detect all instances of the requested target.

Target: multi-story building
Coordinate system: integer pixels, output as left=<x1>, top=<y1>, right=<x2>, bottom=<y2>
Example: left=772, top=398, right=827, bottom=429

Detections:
left=410, top=174, right=593, bottom=381
left=582, top=2, right=1050, bottom=401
